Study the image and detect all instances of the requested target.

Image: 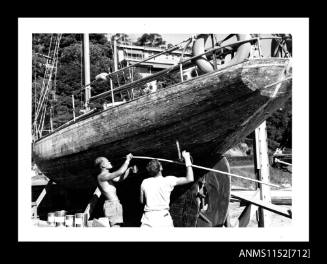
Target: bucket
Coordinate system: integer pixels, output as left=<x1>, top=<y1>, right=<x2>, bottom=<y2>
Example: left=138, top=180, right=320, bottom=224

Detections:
left=55, top=210, right=67, bottom=227
left=74, top=213, right=87, bottom=227
left=65, top=215, right=75, bottom=227
left=47, top=212, right=56, bottom=227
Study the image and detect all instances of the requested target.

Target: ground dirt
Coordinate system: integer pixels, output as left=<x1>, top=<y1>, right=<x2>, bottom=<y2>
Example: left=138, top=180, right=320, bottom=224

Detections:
left=228, top=201, right=292, bottom=227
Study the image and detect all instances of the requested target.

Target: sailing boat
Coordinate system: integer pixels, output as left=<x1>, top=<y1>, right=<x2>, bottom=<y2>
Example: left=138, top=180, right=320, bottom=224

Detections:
left=32, top=34, right=292, bottom=227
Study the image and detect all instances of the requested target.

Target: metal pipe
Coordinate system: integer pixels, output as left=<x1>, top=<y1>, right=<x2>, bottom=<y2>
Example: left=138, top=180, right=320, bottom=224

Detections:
left=50, top=106, right=53, bottom=132
left=257, top=38, right=262, bottom=57
left=110, top=78, right=114, bottom=105
left=72, top=94, right=76, bottom=121
left=179, top=63, right=184, bottom=82
left=83, top=34, right=91, bottom=109
left=113, top=36, right=118, bottom=72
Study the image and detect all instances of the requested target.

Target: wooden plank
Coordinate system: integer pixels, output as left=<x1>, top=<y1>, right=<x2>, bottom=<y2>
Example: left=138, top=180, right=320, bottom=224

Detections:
left=236, top=190, right=259, bottom=227
left=238, top=204, right=253, bottom=227
left=232, top=190, right=292, bottom=205
left=84, top=187, right=101, bottom=220
left=231, top=192, right=291, bottom=218
left=35, top=180, right=54, bottom=206
left=254, top=121, right=271, bottom=226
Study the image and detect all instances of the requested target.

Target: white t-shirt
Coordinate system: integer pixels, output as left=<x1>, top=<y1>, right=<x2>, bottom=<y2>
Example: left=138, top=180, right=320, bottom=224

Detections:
left=141, top=176, right=179, bottom=212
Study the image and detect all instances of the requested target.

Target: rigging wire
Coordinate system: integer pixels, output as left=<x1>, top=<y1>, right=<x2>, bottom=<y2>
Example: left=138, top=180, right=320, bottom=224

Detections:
left=36, top=34, right=53, bottom=115
left=34, top=34, right=62, bottom=137
left=35, top=35, right=54, bottom=121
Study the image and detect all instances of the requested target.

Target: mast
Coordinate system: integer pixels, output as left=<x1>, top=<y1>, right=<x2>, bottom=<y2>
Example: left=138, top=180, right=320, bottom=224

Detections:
left=113, top=35, right=118, bottom=71
left=83, top=33, right=91, bottom=110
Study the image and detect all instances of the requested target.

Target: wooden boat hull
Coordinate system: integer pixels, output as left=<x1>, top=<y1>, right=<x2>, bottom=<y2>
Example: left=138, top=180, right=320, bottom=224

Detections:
left=32, top=58, right=291, bottom=226
left=33, top=58, right=291, bottom=187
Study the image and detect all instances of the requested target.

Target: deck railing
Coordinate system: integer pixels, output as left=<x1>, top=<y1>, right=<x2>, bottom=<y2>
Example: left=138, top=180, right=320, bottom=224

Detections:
left=90, top=36, right=292, bottom=103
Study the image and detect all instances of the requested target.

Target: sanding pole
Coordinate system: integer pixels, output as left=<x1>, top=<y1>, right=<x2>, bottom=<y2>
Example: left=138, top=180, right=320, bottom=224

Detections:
left=132, top=155, right=279, bottom=188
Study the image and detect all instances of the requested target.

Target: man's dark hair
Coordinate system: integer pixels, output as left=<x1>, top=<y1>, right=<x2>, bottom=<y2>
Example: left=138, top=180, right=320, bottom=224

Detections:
left=146, top=159, right=162, bottom=177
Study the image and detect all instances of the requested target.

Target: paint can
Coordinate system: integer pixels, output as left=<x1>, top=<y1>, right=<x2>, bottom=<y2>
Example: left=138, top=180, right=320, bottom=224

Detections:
left=65, top=215, right=75, bottom=227
left=47, top=212, right=56, bottom=227
left=74, top=213, right=87, bottom=227
left=55, top=210, right=67, bottom=227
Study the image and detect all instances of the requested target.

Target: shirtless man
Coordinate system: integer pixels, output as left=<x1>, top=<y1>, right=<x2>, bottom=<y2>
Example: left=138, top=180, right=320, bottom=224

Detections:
left=95, top=153, right=133, bottom=227
left=140, top=150, right=194, bottom=227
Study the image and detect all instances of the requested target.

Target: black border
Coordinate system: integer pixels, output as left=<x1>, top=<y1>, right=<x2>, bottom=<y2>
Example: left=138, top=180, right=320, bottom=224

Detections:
left=14, top=15, right=312, bottom=263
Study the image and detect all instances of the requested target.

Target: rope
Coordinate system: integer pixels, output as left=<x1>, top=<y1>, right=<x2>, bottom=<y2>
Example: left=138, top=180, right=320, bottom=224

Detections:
left=132, top=156, right=280, bottom=188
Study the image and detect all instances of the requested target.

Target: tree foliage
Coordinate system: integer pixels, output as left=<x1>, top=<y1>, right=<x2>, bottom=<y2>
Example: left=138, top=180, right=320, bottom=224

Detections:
left=266, top=97, right=292, bottom=149
left=32, top=33, right=113, bottom=130
left=134, top=33, right=166, bottom=47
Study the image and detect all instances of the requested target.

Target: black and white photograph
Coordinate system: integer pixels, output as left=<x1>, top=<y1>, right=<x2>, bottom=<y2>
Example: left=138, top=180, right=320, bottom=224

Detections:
left=18, top=18, right=309, bottom=243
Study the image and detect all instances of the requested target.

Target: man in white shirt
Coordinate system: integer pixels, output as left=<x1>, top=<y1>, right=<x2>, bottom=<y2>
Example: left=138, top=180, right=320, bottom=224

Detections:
left=140, top=151, right=194, bottom=227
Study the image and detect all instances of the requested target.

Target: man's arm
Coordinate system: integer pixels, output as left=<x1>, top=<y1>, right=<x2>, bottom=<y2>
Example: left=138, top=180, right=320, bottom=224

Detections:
left=98, top=154, right=133, bottom=181
left=175, top=151, right=194, bottom=186
left=112, top=167, right=131, bottom=182
left=110, top=153, right=133, bottom=179
left=140, top=184, right=145, bottom=204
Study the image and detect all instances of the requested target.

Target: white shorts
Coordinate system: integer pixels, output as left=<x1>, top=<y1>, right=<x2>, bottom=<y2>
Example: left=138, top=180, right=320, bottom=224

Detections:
left=141, top=210, right=174, bottom=227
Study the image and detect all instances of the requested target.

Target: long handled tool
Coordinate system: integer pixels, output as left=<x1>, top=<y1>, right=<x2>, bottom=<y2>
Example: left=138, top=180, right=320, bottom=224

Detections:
left=132, top=155, right=280, bottom=188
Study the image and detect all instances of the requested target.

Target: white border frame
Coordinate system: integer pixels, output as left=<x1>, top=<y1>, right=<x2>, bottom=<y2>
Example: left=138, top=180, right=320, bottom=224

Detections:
left=18, top=18, right=309, bottom=241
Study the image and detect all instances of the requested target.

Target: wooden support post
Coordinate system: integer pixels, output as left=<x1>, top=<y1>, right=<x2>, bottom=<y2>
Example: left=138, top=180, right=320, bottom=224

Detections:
left=32, top=180, right=53, bottom=219
left=84, top=187, right=101, bottom=220
left=237, top=190, right=259, bottom=227
left=253, top=121, right=272, bottom=227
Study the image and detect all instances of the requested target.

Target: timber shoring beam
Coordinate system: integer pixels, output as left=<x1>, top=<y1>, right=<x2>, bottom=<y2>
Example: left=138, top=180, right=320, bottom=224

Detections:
left=231, top=192, right=291, bottom=219
left=32, top=180, right=54, bottom=219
